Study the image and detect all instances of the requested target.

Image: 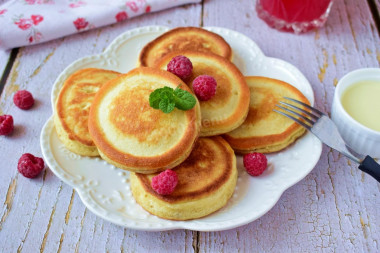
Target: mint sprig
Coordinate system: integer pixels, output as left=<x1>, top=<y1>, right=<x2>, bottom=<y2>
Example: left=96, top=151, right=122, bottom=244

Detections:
left=149, top=85, right=196, bottom=113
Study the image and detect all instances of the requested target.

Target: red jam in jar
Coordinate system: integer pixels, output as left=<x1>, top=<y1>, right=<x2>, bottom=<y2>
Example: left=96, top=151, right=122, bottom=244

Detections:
left=256, top=0, right=333, bottom=33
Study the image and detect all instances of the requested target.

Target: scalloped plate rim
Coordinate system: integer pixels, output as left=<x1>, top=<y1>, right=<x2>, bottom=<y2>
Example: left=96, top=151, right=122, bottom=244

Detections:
left=42, top=25, right=322, bottom=231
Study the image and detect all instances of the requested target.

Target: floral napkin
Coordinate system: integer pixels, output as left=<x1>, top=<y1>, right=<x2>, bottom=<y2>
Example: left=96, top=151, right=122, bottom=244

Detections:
left=0, top=0, right=200, bottom=50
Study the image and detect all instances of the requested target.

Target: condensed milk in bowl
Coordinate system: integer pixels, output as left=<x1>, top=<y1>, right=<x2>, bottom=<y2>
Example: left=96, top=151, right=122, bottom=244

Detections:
left=331, top=68, right=380, bottom=158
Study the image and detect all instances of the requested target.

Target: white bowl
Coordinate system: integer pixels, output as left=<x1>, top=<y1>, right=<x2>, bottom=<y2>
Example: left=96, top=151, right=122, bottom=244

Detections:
left=331, top=68, right=380, bottom=158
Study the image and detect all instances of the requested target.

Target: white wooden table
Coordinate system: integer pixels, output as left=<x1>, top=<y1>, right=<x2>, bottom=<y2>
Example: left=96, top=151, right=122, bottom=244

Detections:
left=1, top=0, right=379, bottom=252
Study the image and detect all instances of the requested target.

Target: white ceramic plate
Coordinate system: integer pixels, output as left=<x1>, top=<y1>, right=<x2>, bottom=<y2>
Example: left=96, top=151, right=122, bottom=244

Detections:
left=40, top=26, right=322, bottom=231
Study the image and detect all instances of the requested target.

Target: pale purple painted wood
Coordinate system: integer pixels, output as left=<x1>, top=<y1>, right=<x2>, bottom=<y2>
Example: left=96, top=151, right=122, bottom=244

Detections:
left=0, top=0, right=379, bottom=252
left=200, top=0, right=380, bottom=252
left=0, top=4, right=200, bottom=253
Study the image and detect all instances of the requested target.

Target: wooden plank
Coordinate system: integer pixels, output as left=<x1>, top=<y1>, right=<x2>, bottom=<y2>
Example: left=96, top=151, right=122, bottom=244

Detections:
left=0, top=0, right=11, bottom=79
left=200, top=0, right=380, bottom=252
left=373, top=0, right=380, bottom=15
left=1, top=0, right=379, bottom=251
left=0, top=50, right=10, bottom=74
left=0, top=49, right=11, bottom=88
left=0, top=4, right=201, bottom=252
left=369, top=0, right=380, bottom=35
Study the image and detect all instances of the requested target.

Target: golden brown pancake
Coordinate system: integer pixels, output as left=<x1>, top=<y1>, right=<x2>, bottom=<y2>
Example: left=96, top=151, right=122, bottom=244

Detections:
left=155, top=50, right=250, bottom=136
left=130, top=136, right=237, bottom=220
left=54, top=68, right=121, bottom=156
left=139, top=27, right=232, bottom=67
left=88, top=67, right=201, bottom=174
left=223, top=76, right=309, bottom=154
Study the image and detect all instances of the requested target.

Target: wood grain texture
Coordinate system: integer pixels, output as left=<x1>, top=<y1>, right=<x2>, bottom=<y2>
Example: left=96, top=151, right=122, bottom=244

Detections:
left=200, top=0, right=380, bottom=252
left=375, top=0, right=380, bottom=11
left=0, top=50, right=10, bottom=80
left=0, top=0, right=379, bottom=252
left=371, top=0, right=380, bottom=34
left=0, top=3, right=200, bottom=253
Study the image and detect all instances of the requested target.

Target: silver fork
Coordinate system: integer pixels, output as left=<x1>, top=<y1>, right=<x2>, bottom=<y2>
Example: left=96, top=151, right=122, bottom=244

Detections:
left=274, top=97, right=380, bottom=183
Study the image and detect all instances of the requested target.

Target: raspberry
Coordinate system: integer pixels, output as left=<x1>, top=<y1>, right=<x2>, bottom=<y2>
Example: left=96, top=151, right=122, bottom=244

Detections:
left=151, top=169, right=178, bottom=195
left=0, top=115, right=14, bottom=135
left=13, top=90, right=34, bottom=110
left=192, top=75, right=217, bottom=101
left=17, top=153, right=45, bottom=178
left=243, top=152, right=268, bottom=176
left=167, top=55, right=193, bottom=80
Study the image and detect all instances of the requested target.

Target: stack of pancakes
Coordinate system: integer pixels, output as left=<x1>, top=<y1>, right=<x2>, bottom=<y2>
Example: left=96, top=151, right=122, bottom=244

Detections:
left=54, top=27, right=309, bottom=221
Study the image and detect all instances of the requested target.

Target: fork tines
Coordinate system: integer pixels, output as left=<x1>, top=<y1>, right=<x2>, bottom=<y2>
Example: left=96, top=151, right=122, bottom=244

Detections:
left=273, top=97, right=324, bottom=130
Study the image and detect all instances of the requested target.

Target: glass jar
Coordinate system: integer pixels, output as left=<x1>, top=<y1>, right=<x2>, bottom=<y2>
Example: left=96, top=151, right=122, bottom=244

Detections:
left=256, top=0, right=333, bottom=33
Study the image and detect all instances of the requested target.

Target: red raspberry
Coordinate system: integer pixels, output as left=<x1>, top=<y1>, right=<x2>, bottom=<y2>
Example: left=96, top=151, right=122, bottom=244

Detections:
left=151, top=169, right=178, bottom=195
left=17, top=153, right=45, bottom=178
left=167, top=55, right=193, bottom=80
left=13, top=90, right=34, bottom=110
left=0, top=115, right=14, bottom=135
left=243, top=152, right=268, bottom=176
left=192, top=75, right=217, bottom=101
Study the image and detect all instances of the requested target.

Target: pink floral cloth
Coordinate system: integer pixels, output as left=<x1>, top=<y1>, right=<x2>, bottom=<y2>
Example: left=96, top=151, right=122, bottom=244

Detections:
left=0, top=0, right=200, bottom=50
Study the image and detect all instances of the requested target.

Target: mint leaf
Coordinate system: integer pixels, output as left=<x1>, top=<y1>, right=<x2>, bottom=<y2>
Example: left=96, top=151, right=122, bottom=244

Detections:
left=159, top=98, right=175, bottom=113
left=149, top=89, right=163, bottom=109
left=174, top=87, right=196, bottom=110
left=149, top=87, right=174, bottom=109
left=160, top=87, right=174, bottom=101
left=149, top=85, right=196, bottom=113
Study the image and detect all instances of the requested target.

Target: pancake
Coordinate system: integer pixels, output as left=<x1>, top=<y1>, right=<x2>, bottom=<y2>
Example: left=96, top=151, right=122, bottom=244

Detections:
left=130, top=136, right=237, bottom=220
left=223, top=76, right=309, bottom=154
left=139, top=27, right=232, bottom=67
left=155, top=50, right=250, bottom=136
left=54, top=68, right=120, bottom=156
left=88, top=67, right=201, bottom=174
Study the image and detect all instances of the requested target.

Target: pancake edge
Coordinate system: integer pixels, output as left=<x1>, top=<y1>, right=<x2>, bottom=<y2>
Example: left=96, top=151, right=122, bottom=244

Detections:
left=130, top=137, right=238, bottom=220
left=223, top=76, right=310, bottom=153
left=54, top=68, right=120, bottom=156
left=232, top=127, right=307, bottom=154
left=88, top=67, right=201, bottom=173
left=155, top=50, right=250, bottom=137
left=54, top=112, right=99, bottom=156
left=138, top=26, right=232, bottom=67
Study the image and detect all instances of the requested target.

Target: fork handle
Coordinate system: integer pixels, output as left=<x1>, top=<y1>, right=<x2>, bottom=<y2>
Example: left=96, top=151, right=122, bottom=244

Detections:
left=358, top=156, right=380, bottom=183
